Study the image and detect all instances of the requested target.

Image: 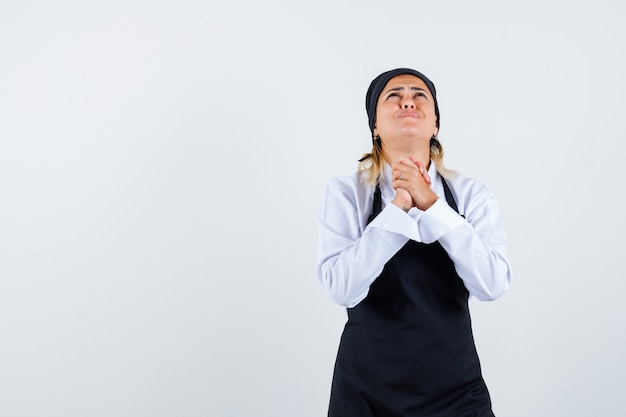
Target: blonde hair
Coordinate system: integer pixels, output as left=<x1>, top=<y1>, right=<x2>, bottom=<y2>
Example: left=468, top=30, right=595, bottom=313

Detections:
left=358, top=136, right=455, bottom=188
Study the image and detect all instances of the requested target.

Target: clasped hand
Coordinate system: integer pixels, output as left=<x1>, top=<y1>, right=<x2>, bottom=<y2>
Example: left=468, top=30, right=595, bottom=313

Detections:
left=391, top=157, right=438, bottom=212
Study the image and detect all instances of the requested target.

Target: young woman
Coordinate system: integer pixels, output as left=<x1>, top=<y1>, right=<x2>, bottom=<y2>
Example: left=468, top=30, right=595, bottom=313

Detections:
left=316, top=68, right=512, bottom=416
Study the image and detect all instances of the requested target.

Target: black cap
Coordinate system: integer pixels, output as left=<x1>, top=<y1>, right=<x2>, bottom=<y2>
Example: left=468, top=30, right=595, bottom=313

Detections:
left=365, top=68, right=440, bottom=136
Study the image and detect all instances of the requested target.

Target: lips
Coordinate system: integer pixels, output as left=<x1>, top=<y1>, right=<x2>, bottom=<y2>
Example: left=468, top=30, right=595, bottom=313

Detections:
left=398, top=111, right=420, bottom=118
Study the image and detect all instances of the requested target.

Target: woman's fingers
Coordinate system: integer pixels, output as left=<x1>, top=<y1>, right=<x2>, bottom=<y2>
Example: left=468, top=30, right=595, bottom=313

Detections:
left=393, top=157, right=431, bottom=186
left=408, top=156, right=431, bottom=186
left=392, top=156, right=438, bottom=211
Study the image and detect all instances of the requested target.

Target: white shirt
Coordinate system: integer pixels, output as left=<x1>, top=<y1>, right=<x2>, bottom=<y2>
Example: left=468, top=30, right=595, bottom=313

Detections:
left=316, top=161, right=512, bottom=308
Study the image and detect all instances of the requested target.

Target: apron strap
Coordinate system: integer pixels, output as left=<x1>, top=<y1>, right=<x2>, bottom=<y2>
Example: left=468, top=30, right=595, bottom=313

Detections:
left=442, top=178, right=462, bottom=216
left=367, top=184, right=382, bottom=225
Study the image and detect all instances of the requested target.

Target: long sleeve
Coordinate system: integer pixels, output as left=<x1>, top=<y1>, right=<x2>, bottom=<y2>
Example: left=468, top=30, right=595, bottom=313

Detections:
left=316, top=166, right=512, bottom=307
left=316, top=174, right=420, bottom=308
left=418, top=176, right=512, bottom=301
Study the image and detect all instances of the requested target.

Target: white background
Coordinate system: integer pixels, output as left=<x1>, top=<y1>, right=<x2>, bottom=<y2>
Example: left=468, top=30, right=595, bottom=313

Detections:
left=1, top=1, right=625, bottom=416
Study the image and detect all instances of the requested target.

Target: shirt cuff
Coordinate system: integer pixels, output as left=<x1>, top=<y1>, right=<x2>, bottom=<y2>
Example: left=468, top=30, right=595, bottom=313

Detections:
left=418, top=198, right=467, bottom=243
left=368, top=202, right=421, bottom=242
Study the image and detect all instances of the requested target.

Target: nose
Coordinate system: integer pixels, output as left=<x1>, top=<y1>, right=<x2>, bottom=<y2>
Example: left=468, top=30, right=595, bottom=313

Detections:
left=402, top=96, right=416, bottom=109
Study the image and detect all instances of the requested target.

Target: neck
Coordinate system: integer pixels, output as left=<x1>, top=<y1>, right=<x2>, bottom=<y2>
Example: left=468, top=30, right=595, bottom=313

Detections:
left=383, top=141, right=431, bottom=168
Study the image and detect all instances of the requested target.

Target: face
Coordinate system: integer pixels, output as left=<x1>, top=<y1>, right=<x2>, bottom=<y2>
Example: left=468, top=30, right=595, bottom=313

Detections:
left=373, top=74, right=439, bottom=142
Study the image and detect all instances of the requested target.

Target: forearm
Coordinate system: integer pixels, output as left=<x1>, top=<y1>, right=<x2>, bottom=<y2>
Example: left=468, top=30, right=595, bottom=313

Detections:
left=439, top=224, right=511, bottom=300
left=317, top=204, right=414, bottom=307
left=419, top=198, right=512, bottom=301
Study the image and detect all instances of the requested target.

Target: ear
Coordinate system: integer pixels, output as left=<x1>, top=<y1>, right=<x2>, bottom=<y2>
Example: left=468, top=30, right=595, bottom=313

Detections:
left=373, top=127, right=378, bottom=138
left=433, top=127, right=439, bottom=137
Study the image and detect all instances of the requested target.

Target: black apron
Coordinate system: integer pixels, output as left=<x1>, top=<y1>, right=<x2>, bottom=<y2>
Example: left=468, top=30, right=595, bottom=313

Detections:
left=328, top=180, right=494, bottom=417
